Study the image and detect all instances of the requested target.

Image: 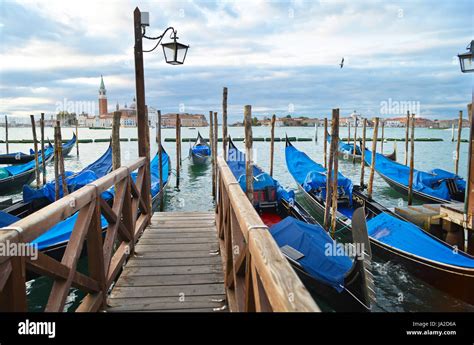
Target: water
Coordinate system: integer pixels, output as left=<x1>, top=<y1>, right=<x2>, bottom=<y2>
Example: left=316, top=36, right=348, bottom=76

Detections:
left=2, top=125, right=473, bottom=312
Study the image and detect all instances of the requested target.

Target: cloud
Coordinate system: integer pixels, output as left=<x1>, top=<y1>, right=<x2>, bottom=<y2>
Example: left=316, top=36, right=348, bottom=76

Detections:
left=0, top=0, right=472, bottom=122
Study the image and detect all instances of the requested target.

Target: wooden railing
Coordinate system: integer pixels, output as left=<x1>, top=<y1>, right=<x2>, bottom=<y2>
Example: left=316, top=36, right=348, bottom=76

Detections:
left=0, top=158, right=151, bottom=312
left=215, top=157, right=320, bottom=312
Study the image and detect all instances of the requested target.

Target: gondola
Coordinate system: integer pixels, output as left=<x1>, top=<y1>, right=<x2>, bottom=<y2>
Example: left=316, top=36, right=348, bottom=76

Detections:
left=227, top=139, right=374, bottom=312
left=364, top=147, right=465, bottom=204
left=0, top=133, right=77, bottom=165
left=3, top=144, right=113, bottom=219
left=0, top=144, right=54, bottom=195
left=189, top=131, right=211, bottom=165
left=285, top=137, right=474, bottom=305
left=0, top=146, right=171, bottom=272
left=327, top=132, right=396, bottom=162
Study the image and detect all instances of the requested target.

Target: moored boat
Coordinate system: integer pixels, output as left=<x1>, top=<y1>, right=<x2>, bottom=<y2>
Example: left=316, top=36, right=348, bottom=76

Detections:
left=285, top=138, right=474, bottom=305
left=189, top=131, right=211, bottom=165
left=327, top=132, right=396, bottom=162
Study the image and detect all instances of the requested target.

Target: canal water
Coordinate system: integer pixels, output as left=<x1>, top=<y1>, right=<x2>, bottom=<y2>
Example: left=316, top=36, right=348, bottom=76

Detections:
left=2, top=125, right=473, bottom=312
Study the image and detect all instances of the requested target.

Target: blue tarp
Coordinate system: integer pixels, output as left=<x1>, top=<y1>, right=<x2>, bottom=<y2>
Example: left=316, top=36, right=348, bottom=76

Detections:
left=227, top=144, right=295, bottom=202
left=3, top=145, right=54, bottom=176
left=364, top=148, right=465, bottom=201
left=0, top=211, right=21, bottom=227
left=192, top=145, right=211, bottom=156
left=23, top=146, right=113, bottom=203
left=285, top=144, right=353, bottom=204
left=270, top=216, right=352, bottom=292
left=327, top=133, right=361, bottom=156
left=367, top=213, right=474, bottom=268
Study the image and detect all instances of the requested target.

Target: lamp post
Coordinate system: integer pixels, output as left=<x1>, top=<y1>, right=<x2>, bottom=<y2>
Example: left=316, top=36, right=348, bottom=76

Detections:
left=133, top=7, right=189, bottom=214
left=457, top=40, right=473, bottom=253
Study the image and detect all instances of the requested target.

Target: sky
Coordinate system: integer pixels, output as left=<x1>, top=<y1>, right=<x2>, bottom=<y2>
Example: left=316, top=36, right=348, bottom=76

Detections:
left=0, top=0, right=472, bottom=123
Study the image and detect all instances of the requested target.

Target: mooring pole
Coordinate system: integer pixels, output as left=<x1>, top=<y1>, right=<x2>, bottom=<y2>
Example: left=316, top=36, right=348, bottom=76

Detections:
left=54, top=125, right=60, bottom=200
left=213, top=111, right=218, bottom=183
left=347, top=121, right=351, bottom=145
left=331, top=109, right=340, bottom=238
left=270, top=114, right=276, bottom=177
left=56, top=121, right=68, bottom=197
left=455, top=110, right=463, bottom=175
left=30, top=115, right=40, bottom=187
left=315, top=119, right=319, bottom=143
left=112, top=111, right=121, bottom=171
left=323, top=118, right=328, bottom=168
left=465, top=103, right=474, bottom=254
left=210, top=111, right=215, bottom=199
left=75, top=118, right=79, bottom=156
left=222, top=87, right=228, bottom=159
left=324, top=111, right=337, bottom=231
left=404, top=110, right=410, bottom=165
left=4, top=115, right=8, bottom=154
left=244, top=105, right=253, bottom=204
left=368, top=117, right=379, bottom=200
left=133, top=7, right=151, bottom=215
left=157, top=110, right=164, bottom=211
left=360, top=118, right=367, bottom=188
left=381, top=119, right=385, bottom=154
left=175, top=114, right=180, bottom=188
left=40, top=113, right=46, bottom=186
left=408, top=114, right=415, bottom=206
left=353, top=117, right=358, bottom=164
left=452, top=123, right=455, bottom=142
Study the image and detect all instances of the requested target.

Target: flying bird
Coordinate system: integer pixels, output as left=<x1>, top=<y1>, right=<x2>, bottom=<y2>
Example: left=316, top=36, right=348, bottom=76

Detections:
left=339, top=57, right=344, bottom=68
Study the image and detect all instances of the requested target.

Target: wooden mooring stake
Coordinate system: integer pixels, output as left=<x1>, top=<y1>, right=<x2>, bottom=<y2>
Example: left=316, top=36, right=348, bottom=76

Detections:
left=112, top=111, right=121, bottom=170
left=323, top=118, right=328, bottom=168
left=347, top=122, right=351, bottom=145
left=360, top=118, right=367, bottom=188
left=175, top=114, right=181, bottom=188
left=75, top=118, right=79, bottom=156
left=29, top=115, right=40, bottom=187
left=331, top=109, right=340, bottom=237
left=315, top=119, right=319, bottom=143
left=214, top=111, right=218, bottom=184
left=244, top=105, right=253, bottom=204
left=368, top=117, right=379, bottom=199
left=324, top=110, right=338, bottom=230
left=404, top=110, right=410, bottom=165
left=210, top=111, right=215, bottom=199
left=455, top=110, right=463, bottom=175
left=57, top=121, right=68, bottom=197
left=157, top=110, right=164, bottom=211
left=353, top=117, right=358, bottom=164
left=270, top=114, right=276, bottom=177
left=40, top=113, right=46, bottom=185
left=408, top=114, right=415, bottom=206
left=381, top=119, right=385, bottom=154
left=222, top=87, right=228, bottom=159
left=4, top=115, right=8, bottom=154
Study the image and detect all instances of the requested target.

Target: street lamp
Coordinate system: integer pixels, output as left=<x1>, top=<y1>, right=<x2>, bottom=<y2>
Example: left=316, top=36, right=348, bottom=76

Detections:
left=458, top=40, right=474, bottom=73
left=133, top=7, right=189, bottom=214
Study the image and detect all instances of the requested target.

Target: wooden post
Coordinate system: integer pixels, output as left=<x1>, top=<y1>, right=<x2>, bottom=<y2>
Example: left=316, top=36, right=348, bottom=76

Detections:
left=360, top=119, right=367, bottom=187
left=175, top=114, right=180, bottom=188
left=353, top=117, right=358, bottom=164
left=244, top=105, right=253, bottom=204
left=323, top=118, right=328, bottom=168
left=4, top=115, right=8, bottom=154
left=214, top=111, right=218, bottom=160
left=314, top=119, right=318, bottom=143
left=368, top=117, right=379, bottom=199
left=222, top=87, right=228, bottom=159
left=30, top=115, right=40, bottom=187
left=452, top=123, right=455, bottom=142
left=455, top=110, right=463, bottom=175
left=210, top=111, right=215, bottom=199
left=56, top=121, right=68, bottom=197
left=133, top=7, right=151, bottom=216
left=331, top=109, right=340, bottom=238
left=466, top=103, right=473, bottom=254
left=54, top=125, right=60, bottom=200
left=347, top=122, right=351, bottom=144
left=324, top=111, right=337, bottom=230
left=381, top=119, right=385, bottom=154
left=157, top=110, right=164, bottom=211
left=270, top=114, right=276, bottom=177
left=404, top=110, right=410, bottom=165
left=40, top=113, right=46, bottom=185
left=408, top=114, right=415, bottom=206
left=112, top=111, right=121, bottom=170
left=75, top=118, right=79, bottom=156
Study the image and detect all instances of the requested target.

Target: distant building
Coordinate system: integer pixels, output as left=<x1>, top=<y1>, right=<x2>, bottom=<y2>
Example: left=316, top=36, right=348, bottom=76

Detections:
left=98, top=75, right=107, bottom=116
left=161, top=113, right=209, bottom=127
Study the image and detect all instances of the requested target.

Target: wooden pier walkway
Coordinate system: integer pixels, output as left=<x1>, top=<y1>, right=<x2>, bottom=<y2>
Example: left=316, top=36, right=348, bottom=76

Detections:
left=107, top=212, right=227, bottom=312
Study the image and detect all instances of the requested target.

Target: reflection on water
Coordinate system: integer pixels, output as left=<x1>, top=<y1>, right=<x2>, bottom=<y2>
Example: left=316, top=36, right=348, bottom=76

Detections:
left=3, top=126, right=472, bottom=312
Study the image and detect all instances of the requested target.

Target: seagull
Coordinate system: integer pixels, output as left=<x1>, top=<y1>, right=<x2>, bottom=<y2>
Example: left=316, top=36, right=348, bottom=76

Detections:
left=339, top=57, right=344, bottom=68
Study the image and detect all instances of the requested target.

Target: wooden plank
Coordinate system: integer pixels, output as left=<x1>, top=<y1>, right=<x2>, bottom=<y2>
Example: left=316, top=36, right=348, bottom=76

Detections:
left=140, top=232, right=217, bottom=239
left=115, top=273, right=224, bottom=287
left=137, top=237, right=218, bottom=245
left=133, top=250, right=220, bottom=259
left=120, top=265, right=222, bottom=277
left=126, top=257, right=222, bottom=267
left=145, top=227, right=216, bottom=233
left=108, top=299, right=225, bottom=311
left=108, top=294, right=225, bottom=307
left=109, top=284, right=225, bottom=298
left=134, top=243, right=218, bottom=252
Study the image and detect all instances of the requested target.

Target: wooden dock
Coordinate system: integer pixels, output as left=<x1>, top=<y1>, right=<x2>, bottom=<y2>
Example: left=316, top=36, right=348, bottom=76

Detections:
left=107, top=212, right=227, bottom=312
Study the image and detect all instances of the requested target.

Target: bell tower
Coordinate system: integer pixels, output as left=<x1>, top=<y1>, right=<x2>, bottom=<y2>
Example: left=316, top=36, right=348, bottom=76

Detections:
left=98, top=75, right=108, bottom=115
